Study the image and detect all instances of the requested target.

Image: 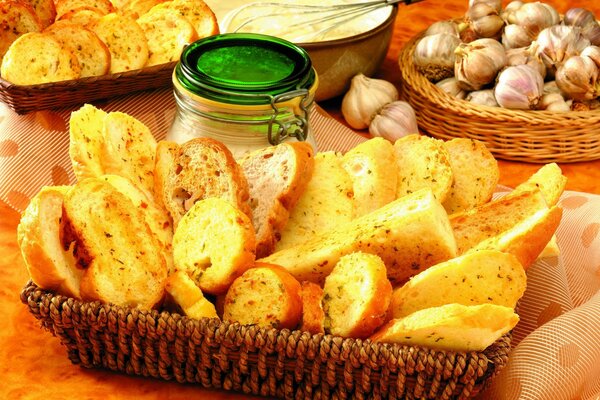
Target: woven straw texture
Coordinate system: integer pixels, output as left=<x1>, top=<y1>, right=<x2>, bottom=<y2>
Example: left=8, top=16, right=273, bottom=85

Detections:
left=21, top=281, right=511, bottom=400
left=0, top=62, right=176, bottom=115
left=398, top=34, right=600, bottom=164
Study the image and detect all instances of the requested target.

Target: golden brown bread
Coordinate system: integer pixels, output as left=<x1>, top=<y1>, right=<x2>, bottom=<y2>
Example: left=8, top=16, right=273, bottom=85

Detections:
left=69, top=103, right=107, bottom=181
left=299, top=281, right=325, bottom=334
left=0, top=1, right=43, bottom=61
left=165, top=270, right=218, bottom=320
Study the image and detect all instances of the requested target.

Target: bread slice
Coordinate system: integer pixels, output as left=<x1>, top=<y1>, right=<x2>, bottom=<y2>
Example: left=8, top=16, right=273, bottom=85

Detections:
left=150, top=0, right=219, bottom=38
left=341, top=137, right=397, bottom=218
left=159, top=138, right=252, bottom=228
left=153, top=140, right=178, bottom=214
left=56, top=6, right=105, bottom=28
left=69, top=103, right=107, bottom=181
left=370, top=303, right=519, bottom=352
left=393, top=134, right=453, bottom=202
left=442, top=138, right=499, bottom=214
left=22, top=0, right=56, bottom=28
left=165, top=270, right=218, bottom=319
left=0, top=1, right=43, bottom=61
left=469, top=205, right=563, bottom=269
left=62, top=178, right=168, bottom=309
left=17, top=186, right=81, bottom=298
left=44, top=21, right=111, bottom=78
left=122, top=0, right=170, bottom=19
left=55, top=0, right=115, bottom=19
left=1, top=32, right=81, bottom=85
left=261, top=188, right=458, bottom=286
left=91, top=13, right=149, bottom=73
left=239, top=142, right=315, bottom=258
left=275, top=151, right=353, bottom=251
left=173, top=197, right=256, bottom=295
left=223, top=262, right=302, bottom=329
left=299, top=281, right=325, bottom=334
left=322, top=252, right=392, bottom=339
left=450, top=188, right=548, bottom=255
left=101, top=111, right=157, bottom=196
left=389, top=250, right=526, bottom=319
left=510, top=162, right=567, bottom=207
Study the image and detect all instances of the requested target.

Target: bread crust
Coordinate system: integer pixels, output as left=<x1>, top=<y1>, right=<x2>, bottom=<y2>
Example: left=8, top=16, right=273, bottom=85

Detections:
left=165, top=270, right=218, bottom=319
left=299, top=281, right=325, bottom=334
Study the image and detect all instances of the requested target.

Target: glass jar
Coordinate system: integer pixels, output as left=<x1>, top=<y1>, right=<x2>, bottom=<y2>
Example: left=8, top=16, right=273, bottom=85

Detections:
left=168, top=33, right=319, bottom=159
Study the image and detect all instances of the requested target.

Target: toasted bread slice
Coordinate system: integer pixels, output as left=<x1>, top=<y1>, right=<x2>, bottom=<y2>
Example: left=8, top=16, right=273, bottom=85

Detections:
left=469, top=205, right=563, bottom=269
left=44, top=21, right=111, bottom=78
left=223, top=262, right=302, bottom=329
left=69, top=103, right=107, bottom=181
left=150, top=0, right=219, bottom=38
left=62, top=178, right=168, bottom=309
left=122, top=0, right=170, bottom=18
left=322, top=252, right=392, bottom=339
left=56, top=6, right=105, bottom=28
left=138, top=8, right=197, bottom=66
left=261, top=189, right=457, bottom=286
left=370, top=303, right=519, bottom=352
left=299, top=281, right=325, bottom=334
left=101, top=111, right=157, bottom=196
left=275, top=151, right=353, bottom=251
left=239, top=142, right=315, bottom=258
left=341, top=137, right=397, bottom=218
left=55, top=0, right=115, bottom=19
left=1, top=32, right=81, bottom=85
left=159, top=138, right=252, bottom=228
left=442, top=138, right=499, bottom=214
left=389, top=250, right=526, bottom=319
left=393, top=134, right=453, bottom=202
left=23, top=0, right=56, bottom=28
left=92, top=12, right=149, bottom=73
left=0, top=1, right=43, bottom=61
left=510, top=162, right=567, bottom=206
left=173, top=197, right=256, bottom=295
left=17, top=186, right=81, bottom=298
left=165, top=270, right=218, bottom=319
left=153, top=140, right=178, bottom=213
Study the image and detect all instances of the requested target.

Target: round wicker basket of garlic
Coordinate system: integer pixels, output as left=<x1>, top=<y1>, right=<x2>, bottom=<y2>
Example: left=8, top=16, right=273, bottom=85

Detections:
left=398, top=0, right=600, bottom=163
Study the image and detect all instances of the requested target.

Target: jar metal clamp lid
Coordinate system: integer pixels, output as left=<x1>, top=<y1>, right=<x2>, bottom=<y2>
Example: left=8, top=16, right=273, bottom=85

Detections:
left=174, top=33, right=318, bottom=146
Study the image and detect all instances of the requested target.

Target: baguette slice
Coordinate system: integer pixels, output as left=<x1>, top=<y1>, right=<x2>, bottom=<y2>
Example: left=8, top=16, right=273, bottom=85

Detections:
left=150, top=0, right=219, bottom=38
left=393, top=134, right=453, bottom=202
left=275, top=151, right=354, bottom=251
left=442, top=138, right=499, bottom=214
left=123, top=0, right=170, bottom=18
left=159, top=138, right=252, bottom=228
left=0, top=1, right=43, bottom=61
left=55, top=0, right=115, bottom=19
left=165, top=270, right=218, bottom=319
left=322, top=252, right=392, bottom=339
left=261, top=188, right=458, bottom=286
left=510, top=162, right=567, bottom=207
left=299, top=281, right=325, bottom=334
left=63, top=178, right=168, bottom=309
left=56, top=6, right=105, bottom=28
left=69, top=104, right=107, bottom=181
left=23, top=0, right=56, bottom=28
left=389, top=250, right=526, bottom=319
left=239, top=142, right=315, bottom=258
left=370, top=303, right=519, bottom=352
left=173, top=197, right=256, bottom=295
left=17, top=186, right=81, bottom=298
left=341, top=137, right=397, bottom=218
left=223, top=262, right=302, bottom=329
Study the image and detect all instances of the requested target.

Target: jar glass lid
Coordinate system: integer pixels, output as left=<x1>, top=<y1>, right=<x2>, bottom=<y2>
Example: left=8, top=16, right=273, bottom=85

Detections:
left=177, top=33, right=316, bottom=105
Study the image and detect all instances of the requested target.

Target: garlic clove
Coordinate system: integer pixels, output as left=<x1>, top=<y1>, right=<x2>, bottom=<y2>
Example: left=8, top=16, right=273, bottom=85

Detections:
left=510, top=2, right=560, bottom=37
left=534, top=25, right=591, bottom=75
left=581, top=45, right=600, bottom=68
left=502, top=0, right=524, bottom=24
left=466, top=3, right=505, bottom=39
left=368, top=101, right=419, bottom=142
left=469, top=0, right=501, bottom=13
left=539, top=92, right=571, bottom=112
left=564, top=8, right=600, bottom=46
left=555, top=55, right=600, bottom=101
left=435, top=77, right=468, bottom=99
left=413, top=33, right=462, bottom=82
left=455, top=38, right=507, bottom=90
left=506, top=46, right=546, bottom=79
left=494, top=64, right=544, bottom=109
left=502, top=24, right=533, bottom=49
left=465, top=89, right=499, bottom=107
left=341, top=74, right=399, bottom=130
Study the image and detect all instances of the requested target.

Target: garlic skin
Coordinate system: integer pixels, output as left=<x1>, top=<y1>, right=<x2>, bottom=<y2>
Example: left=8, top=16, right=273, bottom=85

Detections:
left=341, top=74, right=398, bottom=130
left=543, top=80, right=561, bottom=94
left=502, top=24, right=533, bottom=49
left=468, top=0, right=501, bottom=13
left=466, top=89, right=499, bottom=106
left=555, top=55, right=600, bottom=101
left=501, top=1, right=524, bottom=22
left=508, top=2, right=560, bottom=37
left=506, top=47, right=546, bottom=79
left=435, top=77, right=468, bottom=99
left=369, top=101, right=419, bottom=142
left=455, top=38, right=507, bottom=90
left=581, top=45, right=600, bottom=68
left=539, top=92, right=571, bottom=112
left=413, top=33, right=462, bottom=82
left=564, top=8, right=600, bottom=46
left=466, top=2, right=505, bottom=39
left=494, top=64, right=544, bottom=109
left=534, top=25, right=591, bottom=75
left=424, top=20, right=460, bottom=38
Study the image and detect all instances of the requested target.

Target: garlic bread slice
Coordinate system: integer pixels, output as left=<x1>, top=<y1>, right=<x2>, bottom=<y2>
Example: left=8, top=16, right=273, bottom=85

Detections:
left=69, top=103, right=107, bottom=181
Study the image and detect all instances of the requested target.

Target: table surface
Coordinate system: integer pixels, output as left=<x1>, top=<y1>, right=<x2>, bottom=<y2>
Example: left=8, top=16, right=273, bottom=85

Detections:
left=2, top=0, right=599, bottom=398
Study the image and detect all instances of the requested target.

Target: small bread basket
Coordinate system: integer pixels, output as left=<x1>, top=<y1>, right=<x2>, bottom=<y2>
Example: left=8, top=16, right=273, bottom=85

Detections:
left=21, top=281, right=511, bottom=400
left=398, top=33, right=600, bottom=164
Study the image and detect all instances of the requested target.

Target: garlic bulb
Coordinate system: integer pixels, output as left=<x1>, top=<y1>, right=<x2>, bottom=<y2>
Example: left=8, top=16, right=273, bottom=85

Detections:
left=466, top=89, right=499, bottom=106
left=564, top=8, right=600, bottom=46
left=555, top=55, right=600, bottom=101
left=506, top=47, right=546, bottom=79
left=435, top=77, right=468, bottom=99
left=535, top=25, right=590, bottom=75
left=539, top=92, right=571, bottom=112
left=502, top=24, right=533, bottom=49
left=455, top=38, right=507, bottom=90
left=413, top=33, right=462, bottom=82
left=494, top=64, right=544, bottom=109
left=341, top=74, right=398, bottom=130
left=543, top=80, right=561, bottom=94
left=466, top=2, right=505, bottom=39
left=468, top=0, right=501, bottom=13
left=424, top=20, right=460, bottom=37
left=509, top=2, right=560, bottom=37
left=501, top=1, right=524, bottom=22
left=369, top=101, right=419, bottom=142
left=581, top=45, right=600, bottom=67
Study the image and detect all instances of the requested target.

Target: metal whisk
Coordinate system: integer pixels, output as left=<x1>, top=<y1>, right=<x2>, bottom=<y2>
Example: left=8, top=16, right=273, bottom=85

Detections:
left=221, top=0, right=422, bottom=43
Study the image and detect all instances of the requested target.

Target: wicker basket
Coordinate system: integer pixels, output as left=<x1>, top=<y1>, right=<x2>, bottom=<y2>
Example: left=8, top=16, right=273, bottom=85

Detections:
left=21, top=281, right=511, bottom=400
left=0, top=61, right=176, bottom=115
left=398, top=33, right=600, bottom=163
